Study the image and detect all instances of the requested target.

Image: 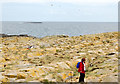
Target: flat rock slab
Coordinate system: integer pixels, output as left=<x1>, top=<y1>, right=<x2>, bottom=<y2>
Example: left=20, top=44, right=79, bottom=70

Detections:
left=15, top=79, right=26, bottom=82
left=57, top=62, right=70, bottom=69
left=0, top=72, right=5, bottom=79
left=44, top=74, right=53, bottom=81
left=5, top=73, right=17, bottom=78
left=96, top=69, right=113, bottom=75
left=86, top=77, right=99, bottom=82
left=102, top=76, right=118, bottom=82
left=9, top=78, right=16, bottom=82
left=19, top=68, right=33, bottom=72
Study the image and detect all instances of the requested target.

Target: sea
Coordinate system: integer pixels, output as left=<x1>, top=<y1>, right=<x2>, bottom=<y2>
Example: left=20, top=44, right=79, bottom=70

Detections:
left=0, top=22, right=118, bottom=38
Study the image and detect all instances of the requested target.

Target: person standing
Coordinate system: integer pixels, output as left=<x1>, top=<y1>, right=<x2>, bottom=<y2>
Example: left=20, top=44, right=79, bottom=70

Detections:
left=78, top=58, right=86, bottom=82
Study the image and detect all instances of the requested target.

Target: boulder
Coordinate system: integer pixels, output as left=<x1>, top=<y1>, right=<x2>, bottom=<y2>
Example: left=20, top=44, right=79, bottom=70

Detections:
left=27, top=80, right=40, bottom=82
left=28, top=68, right=46, bottom=78
left=17, top=73, right=27, bottom=79
left=0, top=57, right=5, bottom=62
left=28, top=52, right=43, bottom=57
left=39, top=42, right=50, bottom=47
left=46, top=48, right=56, bottom=53
left=5, top=57, right=11, bottom=61
left=107, top=52, right=115, bottom=55
left=0, top=64, right=4, bottom=68
left=19, top=68, right=32, bottom=72
left=0, top=72, right=5, bottom=79
left=67, top=71, right=74, bottom=77
left=16, top=62, right=32, bottom=68
left=78, top=53, right=86, bottom=56
left=0, top=77, right=9, bottom=82
left=48, top=63, right=59, bottom=68
left=65, top=61, right=73, bottom=67
left=29, top=71, right=38, bottom=78
left=74, top=45, right=80, bottom=49
left=88, top=51, right=94, bottom=53
left=44, top=74, right=53, bottom=81
left=73, top=56, right=81, bottom=59
left=36, top=67, right=46, bottom=75
left=62, top=73, right=67, bottom=81
left=43, top=66, right=55, bottom=72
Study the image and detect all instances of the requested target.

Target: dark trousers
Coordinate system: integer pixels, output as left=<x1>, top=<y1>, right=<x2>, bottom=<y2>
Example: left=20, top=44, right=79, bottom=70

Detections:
left=79, top=73, right=85, bottom=82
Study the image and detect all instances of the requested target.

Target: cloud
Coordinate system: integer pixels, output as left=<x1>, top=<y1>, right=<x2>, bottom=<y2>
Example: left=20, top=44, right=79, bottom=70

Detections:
left=55, top=0, right=119, bottom=3
left=0, top=0, right=49, bottom=3
left=0, top=0, right=119, bottom=3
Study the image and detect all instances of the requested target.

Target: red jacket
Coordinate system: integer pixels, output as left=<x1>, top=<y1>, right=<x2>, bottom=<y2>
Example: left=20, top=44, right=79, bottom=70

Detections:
left=78, top=62, right=85, bottom=74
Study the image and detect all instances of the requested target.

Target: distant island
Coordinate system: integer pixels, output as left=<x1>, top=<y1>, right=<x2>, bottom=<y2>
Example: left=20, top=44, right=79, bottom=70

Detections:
left=26, top=22, right=42, bottom=24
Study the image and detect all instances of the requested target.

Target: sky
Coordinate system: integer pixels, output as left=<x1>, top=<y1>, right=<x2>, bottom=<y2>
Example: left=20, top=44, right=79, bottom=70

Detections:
left=0, top=0, right=119, bottom=22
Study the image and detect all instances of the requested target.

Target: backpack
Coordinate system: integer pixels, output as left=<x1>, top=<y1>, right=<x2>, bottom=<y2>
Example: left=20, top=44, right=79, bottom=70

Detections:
left=76, top=62, right=80, bottom=68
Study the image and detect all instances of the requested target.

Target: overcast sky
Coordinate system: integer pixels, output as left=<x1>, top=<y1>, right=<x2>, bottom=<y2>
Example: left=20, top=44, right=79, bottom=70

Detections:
left=0, top=0, right=119, bottom=22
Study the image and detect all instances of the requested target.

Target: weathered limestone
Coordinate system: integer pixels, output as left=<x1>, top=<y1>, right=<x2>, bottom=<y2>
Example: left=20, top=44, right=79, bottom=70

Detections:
left=0, top=32, right=118, bottom=82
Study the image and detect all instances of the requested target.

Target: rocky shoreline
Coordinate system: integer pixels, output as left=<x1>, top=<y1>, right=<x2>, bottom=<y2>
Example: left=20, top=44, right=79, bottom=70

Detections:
left=0, top=32, right=119, bottom=82
left=0, top=34, right=37, bottom=38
